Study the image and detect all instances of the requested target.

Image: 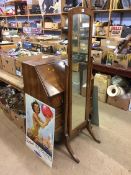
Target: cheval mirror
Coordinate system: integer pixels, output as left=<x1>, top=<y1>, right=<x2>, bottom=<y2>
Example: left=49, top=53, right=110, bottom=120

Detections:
left=64, top=7, right=100, bottom=163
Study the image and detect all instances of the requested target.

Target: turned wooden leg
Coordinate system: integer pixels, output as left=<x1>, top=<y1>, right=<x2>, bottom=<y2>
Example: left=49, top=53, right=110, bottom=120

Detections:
left=65, top=134, right=80, bottom=163
left=86, top=119, right=101, bottom=144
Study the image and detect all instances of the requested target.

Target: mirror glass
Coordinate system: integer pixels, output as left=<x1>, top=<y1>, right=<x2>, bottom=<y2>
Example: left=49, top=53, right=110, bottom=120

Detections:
left=72, top=14, right=90, bottom=129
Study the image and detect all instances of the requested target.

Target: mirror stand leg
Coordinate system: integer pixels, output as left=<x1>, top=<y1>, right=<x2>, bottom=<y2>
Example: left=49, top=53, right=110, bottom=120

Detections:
left=64, top=134, right=80, bottom=163
left=86, top=119, right=101, bottom=144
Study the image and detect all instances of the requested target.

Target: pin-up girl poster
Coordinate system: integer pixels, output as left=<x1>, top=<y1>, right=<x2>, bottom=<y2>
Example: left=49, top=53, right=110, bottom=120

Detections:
left=26, top=94, right=55, bottom=167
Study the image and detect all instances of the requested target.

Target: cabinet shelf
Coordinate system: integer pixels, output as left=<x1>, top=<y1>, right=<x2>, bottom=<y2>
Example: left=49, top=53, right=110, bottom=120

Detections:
left=94, top=9, right=109, bottom=12
left=93, top=63, right=131, bottom=78
left=62, top=12, right=68, bottom=15
left=93, top=8, right=131, bottom=13
left=92, top=36, right=107, bottom=39
left=0, top=13, right=61, bottom=18
left=0, top=69, right=24, bottom=91
left=112, top=9, right=131, bottom=12
left=0, top=15, right=14, bottom=18
left=0, top=15, right=29, bottom=18
left=28, top=14, right=42, bottom=16
left=44, top=13, right=61, bottom=16
left=43, top=29, right=61, bottom=32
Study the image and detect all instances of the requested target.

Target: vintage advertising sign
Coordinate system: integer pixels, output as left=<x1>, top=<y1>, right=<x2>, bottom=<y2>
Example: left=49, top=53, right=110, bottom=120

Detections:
left=25, top=94, right=55, bottom=167
left=110, top=26, right=123, bottom=37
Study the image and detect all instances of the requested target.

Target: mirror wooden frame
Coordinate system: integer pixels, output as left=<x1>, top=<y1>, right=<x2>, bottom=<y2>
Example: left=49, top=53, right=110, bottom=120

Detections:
left=68, top=7, right=93, bottom=138
left=64, top=7, right=100, bottom=163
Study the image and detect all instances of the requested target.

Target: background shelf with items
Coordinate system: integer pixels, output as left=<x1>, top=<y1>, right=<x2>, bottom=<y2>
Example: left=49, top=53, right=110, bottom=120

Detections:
left=0, top=0, right=65, bottom=37
left=92, top=0, right=131, bottom=39
left=0, top=0, right=98, bottom=166
left=0, top=46, right=65, bottom=135
left=93, top=72, right=131, bottom=111
left=0, top=0, right=72, bottom=136
left=92, top=0, right=131, bottom=111
left=0, top=0, right=91, bottom=41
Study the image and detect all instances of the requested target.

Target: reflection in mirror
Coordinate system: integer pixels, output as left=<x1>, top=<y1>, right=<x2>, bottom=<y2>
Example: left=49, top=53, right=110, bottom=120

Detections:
left=72, top=14, right=89, bottom=129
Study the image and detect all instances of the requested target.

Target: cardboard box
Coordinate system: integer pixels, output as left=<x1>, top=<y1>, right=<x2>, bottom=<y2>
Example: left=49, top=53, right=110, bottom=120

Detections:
left=101, top=38, right=122, bottom=51
left=72, top=63, right=79, bottom=72
left=81, top=78, right=94, bottom=97
left=52, top=23, right=61, bottom=29
left=106, top=51, right=117, bottom=65
left=44, top=22, right=53, bottom=29
left=32, top=0, right=39, bottom=4
left=1, top=53, right=42, bottom=76
left=91, top=50, right=107, bottom=64
left=127, top=54, right=131, bottom=68
left=3, top=23, right=8, bottom=28
left=80, top=42, right=87, bottom=53
left=103, top=26, right=108, bottom=36
left=56, top=44, right=68, bottom=56
left=0, top=44, right=16, bottom=52
left=15, top=54, right=43, bottom=77
left=107, top=95, right=131, bottom=111
left=1, top=55, right=16, bottom=75
left=11, top=110, right=25, bottom=132
left=72, top=47, right=78, bottom=53
left=11, top=37, right=21, bottom=43
left=17, top=22, right=23, bottom=28
left=98, top=92, right=107, bottom=103
left=31, top=43, right=41, bottom=52
left=112, top=54, right=128, bottom=69
left=106, top=52, right=129, bottom=69
left=94, top=73, right=111, bottom=94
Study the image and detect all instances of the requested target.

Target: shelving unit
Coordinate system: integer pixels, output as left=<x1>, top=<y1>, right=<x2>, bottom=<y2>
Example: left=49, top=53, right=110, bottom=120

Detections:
left=94, top=9, right=109, bottom=12
left=0, top=13, right=62, bottom=18
left=93, top=0, right=131, bottom=38
left=44, top=13, right=61, bottom=16
left=92, top=36, right=107, bottom=39
left=0, top=12, right=62, bottom=34
left=92, top=0, right=131, bottom=79
left=112, top=9, right=131, bottom=12
left=0, top=0, right=69, bottom=38
left=43, top=29, right=61, bottom=32
left=93, top=63, right=131, bottom=79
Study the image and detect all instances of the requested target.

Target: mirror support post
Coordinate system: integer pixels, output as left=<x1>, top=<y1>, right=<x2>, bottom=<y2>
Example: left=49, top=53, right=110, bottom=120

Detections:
left=65, top=134, right=80, bottom=163
left=64, top=63, right=80, bottom=163
left=86, top=117, right=101, bottom=143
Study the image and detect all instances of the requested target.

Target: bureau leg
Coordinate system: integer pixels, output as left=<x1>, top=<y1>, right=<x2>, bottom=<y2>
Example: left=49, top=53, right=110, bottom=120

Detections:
left=86, top=119, right=101, bottom=144
left=65, top=134, right=80, bottom=163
